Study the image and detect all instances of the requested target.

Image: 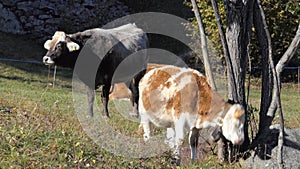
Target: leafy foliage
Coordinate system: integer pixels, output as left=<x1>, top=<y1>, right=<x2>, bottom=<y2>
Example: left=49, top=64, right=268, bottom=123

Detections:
left=260, top=0, right=299, bottom=65
left=184, top=0, right=226, bottom=59
left=185, top=0, right=300, bottom=70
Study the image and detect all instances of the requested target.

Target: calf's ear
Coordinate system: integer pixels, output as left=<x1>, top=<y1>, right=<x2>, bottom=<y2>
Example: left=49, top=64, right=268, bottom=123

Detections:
left=66, top=42, right=80, bottom=52
left=44, top=40, right=52, bottom=50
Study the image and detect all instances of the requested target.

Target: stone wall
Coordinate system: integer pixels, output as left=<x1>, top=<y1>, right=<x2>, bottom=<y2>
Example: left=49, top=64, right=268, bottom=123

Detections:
left=0, top=0, right=129, bottom=42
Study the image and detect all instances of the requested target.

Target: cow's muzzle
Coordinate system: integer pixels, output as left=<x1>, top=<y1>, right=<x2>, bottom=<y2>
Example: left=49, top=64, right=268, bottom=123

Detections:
left=43, top=56, right=55, bottom=65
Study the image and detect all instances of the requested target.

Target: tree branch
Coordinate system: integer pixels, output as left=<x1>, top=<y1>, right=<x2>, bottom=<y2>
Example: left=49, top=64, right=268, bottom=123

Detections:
left=191, top=0, right=217, bottom=90
left=211, top=0, right=233, bottom=161
left=276, top=24, right=300, bottom=74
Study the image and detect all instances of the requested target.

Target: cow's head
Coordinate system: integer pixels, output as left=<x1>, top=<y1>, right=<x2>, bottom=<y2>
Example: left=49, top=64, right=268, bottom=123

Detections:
left=221, top=104, right=245, bottom=145
left=43, top=31, right=80, bottom=66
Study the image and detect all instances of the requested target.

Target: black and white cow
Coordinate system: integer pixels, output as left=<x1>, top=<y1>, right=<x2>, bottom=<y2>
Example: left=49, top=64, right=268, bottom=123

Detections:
left=43, top=23, right=148, bottom=117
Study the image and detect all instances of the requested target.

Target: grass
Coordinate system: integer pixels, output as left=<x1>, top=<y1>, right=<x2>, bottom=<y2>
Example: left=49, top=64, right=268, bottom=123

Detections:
left=0, top=32, right=299, bottom=168
left=0, top=62, right=234, bottom=168
left=247, top=80, right=300, bottom=128
left=0, top=62, right=175, bottom=168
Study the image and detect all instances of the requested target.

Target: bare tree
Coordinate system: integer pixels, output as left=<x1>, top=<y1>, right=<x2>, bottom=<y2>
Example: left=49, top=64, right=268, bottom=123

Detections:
left=192, top=0, right=299, bottom=165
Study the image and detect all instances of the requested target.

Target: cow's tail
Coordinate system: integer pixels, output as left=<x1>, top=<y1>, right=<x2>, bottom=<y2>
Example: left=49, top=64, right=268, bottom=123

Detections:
left=109, top=84, right=115, bottom=94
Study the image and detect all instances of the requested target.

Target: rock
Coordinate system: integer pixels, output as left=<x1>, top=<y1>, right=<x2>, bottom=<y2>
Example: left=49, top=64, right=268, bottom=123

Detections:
left=38, top=15, right=52, bottom=20
left=240, top=125, right=300, bottom=169
left=0, top=0, right=129, bottom=42
left=0, top=3, right=25, bottom=34
left=16, top=1, right=33, bottom=12
left=1, top=0, right=21, bottom=7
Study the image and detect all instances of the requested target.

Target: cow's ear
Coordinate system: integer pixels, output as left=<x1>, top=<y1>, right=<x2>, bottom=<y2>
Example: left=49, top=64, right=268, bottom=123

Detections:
left=44, top=40, right=52, bottom=50
left=66, top=42, right=80, bottom=52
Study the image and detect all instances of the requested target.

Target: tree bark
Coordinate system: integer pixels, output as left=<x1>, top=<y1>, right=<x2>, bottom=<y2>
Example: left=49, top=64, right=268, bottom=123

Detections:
left=224, top=0, right=253, bottom=149
left=191, top=0, right=217, bottom=91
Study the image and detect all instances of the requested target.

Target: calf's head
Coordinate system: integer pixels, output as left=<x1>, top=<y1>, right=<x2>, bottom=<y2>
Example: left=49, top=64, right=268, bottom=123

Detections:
left=43, top=31, right=80, bottom=66
left=221, top=104, right=245, bottom=145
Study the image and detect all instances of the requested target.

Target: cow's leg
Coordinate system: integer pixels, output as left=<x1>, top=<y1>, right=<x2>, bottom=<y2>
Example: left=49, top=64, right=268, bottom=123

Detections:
left=101, top=84, right=110, bottom=118
left=86, top=86, right=95, bottom=117
left=129, top=80, right=138, bottom=117
left=173, top=119, right=185, bottom=166
left=140, top=113, right=150, bottom=141
left=129, top=70, right=146, bottom=118
left=165, top=128, right=175, bottom=148
left=189, top=127, right=199, bottom=163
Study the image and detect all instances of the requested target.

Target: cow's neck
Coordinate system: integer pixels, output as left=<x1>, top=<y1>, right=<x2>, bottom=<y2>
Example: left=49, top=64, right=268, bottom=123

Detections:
left=55, top=50, right=80, bottom=69
left=216, top=102, right=231, bottom=125
left=199, top=91, right=232, bottom=128
left=212, top=102, right=231, bottom=125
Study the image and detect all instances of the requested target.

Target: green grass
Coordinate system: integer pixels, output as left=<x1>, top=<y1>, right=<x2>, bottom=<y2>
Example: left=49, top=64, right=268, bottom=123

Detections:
left=1, top=63, right=298, bottom=168
left=1, top=62, right=237, bottom=168
left=247, top=81, right=300, bottom=128
left=0, top=63, right=174, bottom=168
left=0, top=35, right=236, bottom=168
left=0, top=32, right=299, bottom=168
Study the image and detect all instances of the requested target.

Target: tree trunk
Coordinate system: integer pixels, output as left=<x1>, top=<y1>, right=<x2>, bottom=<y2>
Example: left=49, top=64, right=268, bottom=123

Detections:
left=191, top=0, right=217, bottom=90
left=253, top=0, right=274, bottom=139
left=254, top=1, right=283, bottom=167
left=253, top=0, right=300, bottom=143
left=252, top=1, right=300, bottom=168
left=224, top=0, right=253, bottom=149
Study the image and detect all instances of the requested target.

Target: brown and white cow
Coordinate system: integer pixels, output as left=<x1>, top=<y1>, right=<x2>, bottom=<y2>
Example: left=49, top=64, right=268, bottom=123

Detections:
left=138, top=65, right=245, bottom=164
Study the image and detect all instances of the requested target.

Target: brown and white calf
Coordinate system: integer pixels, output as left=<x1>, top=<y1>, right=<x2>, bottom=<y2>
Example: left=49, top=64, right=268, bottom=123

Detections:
left=138, top=65, right=245, bottom=164
left=109, top=83, right=132, bottom=100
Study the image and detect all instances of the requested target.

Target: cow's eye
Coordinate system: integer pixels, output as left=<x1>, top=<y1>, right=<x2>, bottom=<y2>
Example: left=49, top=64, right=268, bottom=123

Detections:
left=55, top=43, right=62, bottom=50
